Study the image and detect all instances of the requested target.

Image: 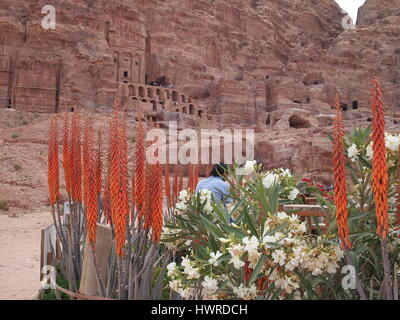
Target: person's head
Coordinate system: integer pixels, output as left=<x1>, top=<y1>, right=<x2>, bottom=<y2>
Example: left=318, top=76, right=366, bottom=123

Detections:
left=209, top=163, right=228, bottom=179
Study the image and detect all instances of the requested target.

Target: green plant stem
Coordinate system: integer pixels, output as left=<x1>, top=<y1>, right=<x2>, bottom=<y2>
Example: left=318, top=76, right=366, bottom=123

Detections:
left=90, top=243, right=106, bottom=297
left=345, top=250, right=367, bottom=300
left=381, top=239, right=393, bottom=300
left=117, top=256, right=125, bottom=299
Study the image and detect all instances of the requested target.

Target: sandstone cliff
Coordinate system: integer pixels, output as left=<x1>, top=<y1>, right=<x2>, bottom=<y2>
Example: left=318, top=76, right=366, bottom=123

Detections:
left=1, top=0, right=400, bottom=212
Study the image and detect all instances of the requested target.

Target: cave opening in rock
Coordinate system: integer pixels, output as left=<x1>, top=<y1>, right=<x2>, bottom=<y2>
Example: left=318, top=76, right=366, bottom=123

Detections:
left=266, top=115, right=271, bottom=125
left=352, top=101, right=358, bottom=110
left=289, top=115, right=311, bottom=129
left=341, top=103, right=348, bottom=111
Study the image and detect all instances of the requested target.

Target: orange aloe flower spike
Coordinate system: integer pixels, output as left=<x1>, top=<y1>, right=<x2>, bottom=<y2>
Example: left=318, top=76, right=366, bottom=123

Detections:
left=332, top=93, right=351, bottom=250
left=48, top=117, right=60, bottom=205
left=370, top=77, right=389, bottom=240
left=62, top=112, right=72, bottom=196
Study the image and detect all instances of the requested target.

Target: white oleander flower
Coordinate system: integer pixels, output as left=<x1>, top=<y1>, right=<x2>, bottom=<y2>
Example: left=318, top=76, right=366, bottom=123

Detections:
left=272, top=249, right=286, bottom=266
left=181, top=256, right=200, bottom=279
left=242, top=236, right=259, bottom=254
left=366, top=142, right=373, bottom=160
left=179, top=287, right=194, bottom=300
left=233, top=284, right=257, bottom=300
left=175, top=201, right=187, bottom=211
left=263, top=172, right=279, bottom=188
left=326, top=261, right=339, bottom=274
left=228, top=243, right=244, bottom=258
left=385, top=134, right=400, bottom=152
left=230, top=256, right=245, bottom=269
left=288, top=188, right=300, bottom=201
left=219, top=237, right=230, bottom=244
left=199, top=189, right=213, bottom=213
left=298, top=222, right=307, bottom=233
left=334, top=246, right=344, bottom=260
left=281, top=168, right=292, bottom=178
left=179, top=189, right=188, bottom=200
left=312, top=268, right=323, bottom=276
left=347, top=143, right=359, bottom=162
left=263, top=234, right=278, bottom=247
left=169, top=279, right=181, bottom=292
left=241, top=160, right=257, bottom=175
left=167, top=262, right=177, bottom=277
left=277, top=212, right=289, bottom=219
left=185, top=265, right=200, bottom=279
left=285, top=256, right=300, bottom=272
left=202, top=276, right=219, bottom=294
left=208, top=251, right=223, bottom=267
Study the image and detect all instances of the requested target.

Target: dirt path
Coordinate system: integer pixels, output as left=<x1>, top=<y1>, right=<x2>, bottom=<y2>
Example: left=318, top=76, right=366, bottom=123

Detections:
left=0, top=211, right=52, bottom=300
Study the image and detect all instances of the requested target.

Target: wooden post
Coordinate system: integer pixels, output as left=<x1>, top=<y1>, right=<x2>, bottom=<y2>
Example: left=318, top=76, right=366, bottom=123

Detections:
left=79, top=224, right=113, bottom=296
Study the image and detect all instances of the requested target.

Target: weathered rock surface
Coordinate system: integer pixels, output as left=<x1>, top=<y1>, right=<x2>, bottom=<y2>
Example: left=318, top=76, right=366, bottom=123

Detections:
left=1, top=0, right=400, bottom=213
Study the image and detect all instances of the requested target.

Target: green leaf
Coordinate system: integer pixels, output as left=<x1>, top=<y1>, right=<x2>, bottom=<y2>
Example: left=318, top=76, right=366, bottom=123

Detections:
left=249, top=254, right=267, bottom=284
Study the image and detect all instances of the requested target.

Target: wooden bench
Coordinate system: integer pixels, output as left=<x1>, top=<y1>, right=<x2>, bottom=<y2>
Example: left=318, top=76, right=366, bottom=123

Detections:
left=282, top=204, right=329, bottom=234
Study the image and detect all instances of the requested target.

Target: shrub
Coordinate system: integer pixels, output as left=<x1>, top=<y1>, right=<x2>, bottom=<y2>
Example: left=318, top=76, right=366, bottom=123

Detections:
left=11, top=133, right=18, bottom=139
left=14, top=164, right=22, bottom=171
left=162, top=165, right=344, bottom=300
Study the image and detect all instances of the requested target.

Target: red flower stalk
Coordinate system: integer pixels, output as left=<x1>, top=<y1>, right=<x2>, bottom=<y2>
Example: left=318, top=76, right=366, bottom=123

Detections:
left=143, top=163, right=153, bottom=229
left=83, top=118, right=93, bottom=208
left=150, top=147, right=163, bottom=242
left=194, top=164, right=199, bottom=191
left=71, top=112, right=82, bottom=202
left=187, top=164, right=192, bottom=191
left=173, top=164, right=179, bottom=204
left=103, top=161, right=111, bottom=225
left=109, top=110, right=129, bottom=256
left=178, top=165, right=183, bottom=194
left=48, top=117, right=60, bottom=205
left=83, top=119, right=99, bottom=246
left=134, top=119, right=147, bottom=217
left=120, top=114, right=129, bottom=218
left=148, top=142, right=163, bottom=243
left=396, top=146, right=400, bottom=230
left=164, top=161, right=171, bottom=208
left=370, top=78, right=389, bottom=240
left=62, top=112, right=72, bottom=196
left=95, top=130, right=103, bottom=197
left=131, top=159, right=136, bottom=218
left=332, top=93, right=351, bottom=250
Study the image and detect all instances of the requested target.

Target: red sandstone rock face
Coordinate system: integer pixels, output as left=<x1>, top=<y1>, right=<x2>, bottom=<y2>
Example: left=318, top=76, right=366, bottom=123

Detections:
left=357, top=0, right=400, bottom=26
left=1, top=0, right=400, bottom=188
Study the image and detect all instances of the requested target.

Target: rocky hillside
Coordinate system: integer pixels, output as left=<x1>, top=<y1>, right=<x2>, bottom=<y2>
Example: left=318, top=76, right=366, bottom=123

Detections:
left=1, top=0, right=400, bottom=213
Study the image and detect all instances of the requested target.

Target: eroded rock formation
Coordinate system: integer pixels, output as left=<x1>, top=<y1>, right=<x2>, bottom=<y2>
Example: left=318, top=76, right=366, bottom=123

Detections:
left=0, top=0, right=399, bottom=184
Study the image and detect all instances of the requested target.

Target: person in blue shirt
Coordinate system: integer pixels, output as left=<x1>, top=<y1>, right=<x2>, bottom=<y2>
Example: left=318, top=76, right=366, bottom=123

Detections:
left=196, top=163, right=233, bottom=205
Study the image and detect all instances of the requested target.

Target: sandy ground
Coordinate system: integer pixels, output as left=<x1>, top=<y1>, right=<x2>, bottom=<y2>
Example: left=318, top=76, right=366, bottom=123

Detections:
left=0, top=211, right=52, bottom=300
